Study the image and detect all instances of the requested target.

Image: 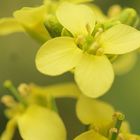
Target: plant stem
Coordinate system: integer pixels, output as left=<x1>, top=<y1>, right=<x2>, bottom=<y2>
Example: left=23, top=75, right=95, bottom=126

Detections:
left=110, top=112, right=125, bottom=140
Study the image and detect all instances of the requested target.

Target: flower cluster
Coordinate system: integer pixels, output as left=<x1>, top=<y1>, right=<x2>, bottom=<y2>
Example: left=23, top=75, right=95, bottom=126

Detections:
left=0, top=0, right=140, bottom=140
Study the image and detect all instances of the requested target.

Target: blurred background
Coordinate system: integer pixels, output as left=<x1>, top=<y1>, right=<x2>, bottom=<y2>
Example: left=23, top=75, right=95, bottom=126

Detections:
left=0, top=0, right=140, bottom=139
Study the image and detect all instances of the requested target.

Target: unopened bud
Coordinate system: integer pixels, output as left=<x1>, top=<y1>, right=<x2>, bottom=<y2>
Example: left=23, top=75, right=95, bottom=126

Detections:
left=108, top=5, right=122, bottom=18
left=44, top=14, right=63, bottom=37
left=116, top=8, right=139, bottom=27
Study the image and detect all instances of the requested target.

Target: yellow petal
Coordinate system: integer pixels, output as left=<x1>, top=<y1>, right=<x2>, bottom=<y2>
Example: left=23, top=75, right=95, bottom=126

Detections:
left=113, top=52, right=137, bottom=75
left=75, top=54, right=114, bottom=98
left=0, top=18, right=24, bottom=35
left=1, top=118, right=17, bottom=140
left=18, top=105, right=66, bottom=140
left=56, top=2, right=95, bottom=36
left=87, top=4, right=107, bottom=22
left=99, top=24, right=140, bottom=54
left=74, top=130, right=108, bottom=140
left=29, top=82, right=81, bottom=99
left=118, top=133, right=140, bottom=140
left=120, top=121, right=131, bottom=133
left=60, top=0, right=93, bottom=4
left=36, top=37, right=82, bottom=76
left=76, top=95, right=114, bottom=127
left=14, top=6, right=50, bottom=43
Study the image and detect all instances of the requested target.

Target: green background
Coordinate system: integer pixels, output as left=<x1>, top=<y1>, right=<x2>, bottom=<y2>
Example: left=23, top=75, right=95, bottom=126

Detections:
left=0, top=0, right=140, bottom=139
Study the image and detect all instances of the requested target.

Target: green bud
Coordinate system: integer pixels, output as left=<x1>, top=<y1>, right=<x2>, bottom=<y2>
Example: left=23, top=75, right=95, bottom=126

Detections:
left=116, top=8, right=139, bottom=27
left=44, top=14, right=63, bottom=37
left=61, top=28, right=73, bottom=37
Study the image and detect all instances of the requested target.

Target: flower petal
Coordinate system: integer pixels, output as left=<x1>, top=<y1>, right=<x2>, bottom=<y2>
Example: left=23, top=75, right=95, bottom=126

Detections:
left=60, top=0, right=93, bottom=4
left=87, top=4, right=107, bottom=22
left=56, top=2, right=95, bottom=36
left=1, top=118, right=17, bottom=140
left=36, top=37, right=82, bottom=76
left=74, top=130, right=108, bottom=140
left=113, top=52, right=137, bottom=75
left=30, top=82, right=81, bottom=99
left=0, top=18, right=24, bottom=35
left=99, top=24, right=140, bottom=54
left=119, top=133, right=140, bottom=140
left=18, top=105, right=66, bottom=140
left=14, top=6, right=50, bottom=43
left=76, top=95, right=115, bottom=127
left=75, top=54, right=114, bottom=98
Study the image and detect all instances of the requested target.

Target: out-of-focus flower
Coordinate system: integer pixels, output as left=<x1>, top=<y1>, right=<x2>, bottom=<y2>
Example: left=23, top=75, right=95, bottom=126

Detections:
left=36, top=2, right=140, bottom=98
left=0, top=0, right=92, bottom=43
left=74, top=95, right=140, bottom=140
left=0, top=81, right=71, bottom=140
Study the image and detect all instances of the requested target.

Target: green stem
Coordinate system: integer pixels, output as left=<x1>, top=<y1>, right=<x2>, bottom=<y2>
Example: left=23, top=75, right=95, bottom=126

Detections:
left=4, top=80, right=27, bottom=107
left=110, top=112, right=125, bottom=140
left=51, top=96, right=59, bottom=113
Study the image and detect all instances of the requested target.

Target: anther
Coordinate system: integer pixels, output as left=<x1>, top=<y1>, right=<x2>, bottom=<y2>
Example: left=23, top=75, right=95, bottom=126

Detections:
left=96, top=48, right=104, bottom=56
left=110, top=128, right=118, bottom=134
left=94, top=27, right=104, bottom=38
left=1, top=95, right=17, bottom=107
left=75, top=35, right=85, bottom=47
left=18, top=83, right=30, bottom=97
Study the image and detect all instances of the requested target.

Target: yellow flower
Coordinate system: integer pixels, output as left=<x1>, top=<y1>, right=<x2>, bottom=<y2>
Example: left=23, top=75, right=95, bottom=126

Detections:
left=0, top=5, right=50, bottom=43
left=36, top=2, right=140, bottom=98
left=18, top=104, right=66, bottom=140
left=74, top=95, right=140, bottom=140
left=0, top=0, right=92, bottom=43
left=1, top=82, right=68, bottom=140
left=89, top=4, right=139, bottom=75
left=76, top=95, right=130, bottom=136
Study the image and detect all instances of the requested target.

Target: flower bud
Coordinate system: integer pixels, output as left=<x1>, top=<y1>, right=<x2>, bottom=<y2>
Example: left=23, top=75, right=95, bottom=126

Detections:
left=116, top=8, right=139, bottom=27
left=44, top=14, right=63, bottom=37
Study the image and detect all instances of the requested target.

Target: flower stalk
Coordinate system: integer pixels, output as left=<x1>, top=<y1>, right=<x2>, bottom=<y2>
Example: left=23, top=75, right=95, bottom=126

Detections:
left=110, top=112, right=125, bottom=140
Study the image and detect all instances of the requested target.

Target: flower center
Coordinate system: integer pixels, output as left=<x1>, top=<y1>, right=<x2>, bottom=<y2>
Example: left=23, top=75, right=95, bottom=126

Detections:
left=75, top=27, right=104, bottom=55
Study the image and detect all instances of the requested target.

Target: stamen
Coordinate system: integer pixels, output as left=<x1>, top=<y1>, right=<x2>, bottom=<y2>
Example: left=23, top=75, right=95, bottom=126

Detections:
left=75, top=35, right=85, bottom=48
left=96, top=48, right=104, bottom=56
left=1, top=95, right=17, bottom=108
left=18, top=83, right=30, bottom=97
left=94, top=27, right=104, bottom=39
left=4, top=80, right=28, bottom=107
left=86, top=42, right=99, bottom=54
left=86, top=23, right=91, bottom=35
left=110, top=112, right=125, bottom=140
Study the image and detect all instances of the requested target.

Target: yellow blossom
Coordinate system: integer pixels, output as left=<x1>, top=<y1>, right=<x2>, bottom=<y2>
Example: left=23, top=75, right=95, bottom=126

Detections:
left=74, top=95, right=140, bottom=140
left=0, top=82, right=69, bottom=140
left=36, top=2, right=140, bottom=98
